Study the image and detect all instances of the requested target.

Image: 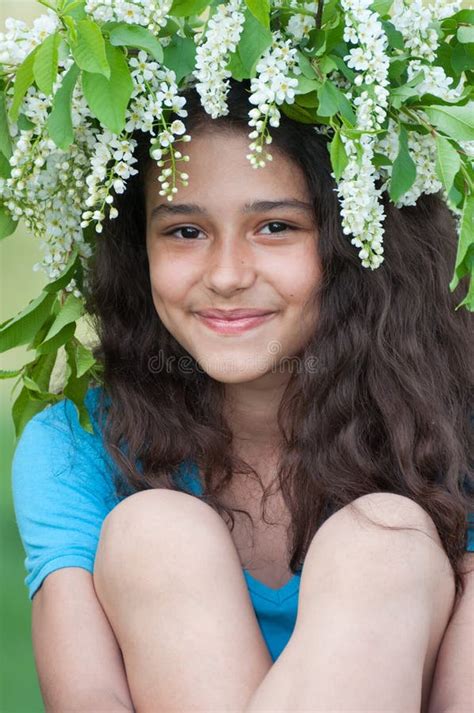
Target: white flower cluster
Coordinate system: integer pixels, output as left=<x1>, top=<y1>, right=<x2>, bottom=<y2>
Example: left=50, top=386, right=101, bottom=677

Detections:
left=286, top=1, right=318, bottom=41
left=84, top=0, right=173, bottom=33
left=0, top=14, right=191, bottom=287
left=335, top=0, right=390, bottom=268
left=0, top=81, right=95, bottom=297
left=391, top=0, right=464, bottom=102
left=338, top=135, right=385, bottom=268
left=0, top=11, right=59, bottom=66
left=375, top=119, right=442, bottom=207
left=194, top=0, right=246, bottom=118
left=342, top=0, right=389, bottom=127
left=82, top=132, right=139, bottom=234
left=81, top=53, right=191, bottom=232
left=247, top=32, right=300, bottom=168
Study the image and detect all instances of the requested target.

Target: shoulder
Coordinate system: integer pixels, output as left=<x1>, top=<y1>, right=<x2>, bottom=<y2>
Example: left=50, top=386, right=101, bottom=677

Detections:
left=10, top=385, right=127, bottom=600
left=11, top=384, right=121, bottom=499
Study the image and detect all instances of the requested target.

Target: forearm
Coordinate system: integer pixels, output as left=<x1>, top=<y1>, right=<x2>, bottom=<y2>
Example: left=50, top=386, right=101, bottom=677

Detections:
left=44, top=689, right=135, bottom=713
left=428, top=553, right=474, bottom=713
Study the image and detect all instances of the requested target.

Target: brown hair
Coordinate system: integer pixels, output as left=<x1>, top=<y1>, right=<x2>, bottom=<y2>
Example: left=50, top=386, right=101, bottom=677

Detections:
left=84, top=79, right=474, bottom=598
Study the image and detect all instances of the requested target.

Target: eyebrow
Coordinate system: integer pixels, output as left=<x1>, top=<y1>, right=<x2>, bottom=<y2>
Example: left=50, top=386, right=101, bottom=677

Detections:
left=149, top=199, right=313, bottom=222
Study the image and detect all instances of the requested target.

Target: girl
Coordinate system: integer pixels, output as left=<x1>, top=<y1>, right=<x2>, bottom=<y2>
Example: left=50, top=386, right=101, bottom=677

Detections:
left=12, top=80, right=474, bottom=712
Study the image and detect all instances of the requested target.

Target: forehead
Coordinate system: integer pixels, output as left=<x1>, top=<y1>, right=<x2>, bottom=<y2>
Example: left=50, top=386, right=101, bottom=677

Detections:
left=144, top=129, right=310, bottom=210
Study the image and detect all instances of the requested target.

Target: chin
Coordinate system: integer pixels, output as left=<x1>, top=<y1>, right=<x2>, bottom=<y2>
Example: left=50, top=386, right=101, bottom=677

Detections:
left=197, top=360, right=276, bottom=384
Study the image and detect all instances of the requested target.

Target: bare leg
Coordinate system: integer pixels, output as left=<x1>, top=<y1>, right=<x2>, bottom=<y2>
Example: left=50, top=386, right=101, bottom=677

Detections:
left=244, top=493, right=456, bottom=713
left=93, top=489, right=272, bottom=712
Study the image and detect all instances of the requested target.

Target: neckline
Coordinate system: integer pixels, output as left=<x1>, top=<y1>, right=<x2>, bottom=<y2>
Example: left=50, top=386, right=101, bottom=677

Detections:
left=243, top=569, right=301, bottom=604
left=179, top=464, right=301, bottom=602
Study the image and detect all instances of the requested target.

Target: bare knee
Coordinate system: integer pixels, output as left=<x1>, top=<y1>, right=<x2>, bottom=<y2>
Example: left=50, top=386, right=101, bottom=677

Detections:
left=303, top=492, right=455, bottom=600
left=93, top=489, right=229, bottom=597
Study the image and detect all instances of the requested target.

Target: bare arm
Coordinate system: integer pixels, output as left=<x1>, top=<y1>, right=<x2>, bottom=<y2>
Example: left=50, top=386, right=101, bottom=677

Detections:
left=428, top=552, right=474, bottom=713
left=32, top=568, right=135, bottom=712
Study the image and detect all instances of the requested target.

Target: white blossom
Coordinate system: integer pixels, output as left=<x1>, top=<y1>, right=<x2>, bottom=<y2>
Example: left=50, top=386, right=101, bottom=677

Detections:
left=0, top=11, right=59, bottom=65
left=193, top=0, right=246, bottom=118
left=375, top=118, right=443, bottom=207
left=335, top=0, right=390, bottom=267
left=286, top=1, right=318, bottom=40
left=247, top=32, right=300, bottom=168
left=391, top=0, right=464, bottom=101
left=84, top=0, right=173, bottom=33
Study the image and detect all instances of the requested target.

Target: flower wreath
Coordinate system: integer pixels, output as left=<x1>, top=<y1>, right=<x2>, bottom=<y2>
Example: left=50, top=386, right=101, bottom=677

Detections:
left=0, top=0, right=473, bottom=436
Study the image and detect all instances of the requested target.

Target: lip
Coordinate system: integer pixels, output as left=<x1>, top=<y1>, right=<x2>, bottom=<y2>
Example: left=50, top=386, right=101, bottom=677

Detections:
left=196, top=308, right=275, bottom=320
left=195, top=312, right=276, bottom=335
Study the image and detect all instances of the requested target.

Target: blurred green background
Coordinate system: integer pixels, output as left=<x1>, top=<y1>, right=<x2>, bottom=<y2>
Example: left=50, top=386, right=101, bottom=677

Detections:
left=1, top=3, right=44, bottom=710
left=1, top=3, right=66, bottom=710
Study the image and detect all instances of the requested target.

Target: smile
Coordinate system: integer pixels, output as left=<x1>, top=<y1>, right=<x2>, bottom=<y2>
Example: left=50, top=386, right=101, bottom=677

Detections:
left=195, top=312, right=277, bottom=335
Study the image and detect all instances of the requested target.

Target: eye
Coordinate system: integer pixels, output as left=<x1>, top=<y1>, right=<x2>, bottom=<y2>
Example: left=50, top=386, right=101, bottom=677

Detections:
left=259, top=221, right=295, bottom=235
left=163, top=221, right=296, bottom=241
left=164, top=226, right=205, bottom=240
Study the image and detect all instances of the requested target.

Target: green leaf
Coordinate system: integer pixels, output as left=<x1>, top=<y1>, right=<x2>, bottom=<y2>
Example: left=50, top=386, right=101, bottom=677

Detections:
left=0, top=292, right=57, bottom=353
left=39, top=293, right=83, bottom=347
left=70, top=19, right=110, bottom=78
left=9, top=47, right=38, bottom=123
left=226, top=8, right=272, bottom=79
left=109, top=24, right=164, bottom=63
left=451, top=42, right=474, bottom=74
left=329, top=130, right=349, bottom=181
left=382, top=21, right=404, bottom=50
left=424, top=102, right=474, bottom=142
left=75, top=341, right=96, bottom=378
left=0, top=152, right=11, bottom=179
left=371, top=0, right=394, bottom=16
left=12, top=386, right=48, bottom=439
left=162, top=36, right=196, bottom=83
left=0, top=205, right=18, bottom=239
left=317, top=80, right=356, bottom=124
left=296, top=91, right=318, bottom=108
left=64, top=341, right=93, bottom=433
left=33, top=32, right=61, bottom=96
left=82, top=42, right=133, bottom=134
left=281, top=102, right=318, bottom=124
left=170, top=0, right=210, bottom=16
left=63, top=0, right=88, bottom=20
left=12, top=350, right=58, bottom=438
left=44, top=249, right=80, bottom=293
left=457, top=26, right=474, bottom=43
left=0, top=93, right=12, bottom=159
left=36, top=322, right=77, bottom=354
left=450, top=193, right=474, bottom=292
left=0, top=368, right=23, bottom=379
left=17, top=114, right=35, bottom=131
left=296, top=75, right=320, bottom=95
left=317, top=80, right=339, bottom=116
left=389, top=125, right=417, bottom=203
left=373, top=152, right=392, bottom=168
left=435, top=135, right=461, bottom=194
left=47, top=62, right=80, bottom=149
left=297, top=51, right=317, bottom=80
left=455, top=274, right=474, bottom=311
left=244, top=0, right=270, bottom=29
left=441, top=10, right=474, bottom=29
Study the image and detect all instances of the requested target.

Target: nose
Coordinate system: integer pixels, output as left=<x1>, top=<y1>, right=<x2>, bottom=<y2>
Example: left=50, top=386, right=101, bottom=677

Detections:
left=202, top=234, right=256, bottom=296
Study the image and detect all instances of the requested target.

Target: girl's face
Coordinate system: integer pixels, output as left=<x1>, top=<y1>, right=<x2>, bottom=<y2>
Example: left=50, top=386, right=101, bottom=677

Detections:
left=145, top=130, right=322, bottom=384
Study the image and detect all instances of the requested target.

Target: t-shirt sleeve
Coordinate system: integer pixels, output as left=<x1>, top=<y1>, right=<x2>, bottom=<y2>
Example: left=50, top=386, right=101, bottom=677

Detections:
left=11, top=391, right=122, bottom=601
left=467, top=513, right=474, bottom=552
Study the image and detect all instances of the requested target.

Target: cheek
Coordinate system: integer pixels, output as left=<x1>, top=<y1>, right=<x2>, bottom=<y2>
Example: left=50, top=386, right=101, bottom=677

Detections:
left=148, top=251, right=195, bottom=308
left=269, top=245, right=321, bottom=302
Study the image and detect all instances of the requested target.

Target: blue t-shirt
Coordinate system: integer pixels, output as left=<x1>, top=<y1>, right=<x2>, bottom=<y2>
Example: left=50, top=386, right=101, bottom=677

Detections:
left=11, top=385, right=474, bottom=663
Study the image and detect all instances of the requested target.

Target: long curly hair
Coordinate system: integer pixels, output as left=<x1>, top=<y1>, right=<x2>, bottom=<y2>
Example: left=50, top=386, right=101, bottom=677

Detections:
left=84, top=79, right=474, bottom=599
